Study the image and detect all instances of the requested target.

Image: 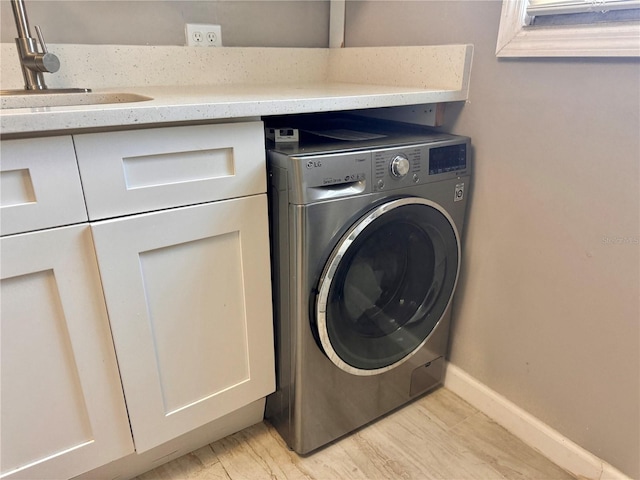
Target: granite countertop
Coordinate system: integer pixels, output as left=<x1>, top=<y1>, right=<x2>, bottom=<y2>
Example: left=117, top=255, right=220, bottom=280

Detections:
left=0, top=45, right=473, bottom=136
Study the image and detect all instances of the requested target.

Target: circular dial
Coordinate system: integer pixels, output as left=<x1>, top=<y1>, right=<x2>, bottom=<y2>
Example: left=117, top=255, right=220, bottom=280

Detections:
left=390, top=154, right=410, bottom=178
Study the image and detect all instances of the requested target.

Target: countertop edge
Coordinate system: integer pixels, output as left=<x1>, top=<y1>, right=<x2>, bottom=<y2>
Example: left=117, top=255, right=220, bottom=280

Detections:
left=0, top=84, right=468, bottom=136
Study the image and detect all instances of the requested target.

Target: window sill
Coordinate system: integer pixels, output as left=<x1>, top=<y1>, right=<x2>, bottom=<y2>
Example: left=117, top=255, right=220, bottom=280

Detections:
left=496, top=0, right=640, bottom=57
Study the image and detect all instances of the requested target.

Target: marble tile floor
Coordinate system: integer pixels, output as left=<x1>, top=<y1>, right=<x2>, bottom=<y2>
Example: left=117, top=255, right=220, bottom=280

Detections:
left=135, top=387, right=575, bottom=480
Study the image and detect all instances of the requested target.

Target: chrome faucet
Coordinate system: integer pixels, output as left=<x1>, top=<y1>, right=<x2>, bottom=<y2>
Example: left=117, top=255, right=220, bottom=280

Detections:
left=11, top=0, right=60, bottom=90
left=3, top=0, right=90, bottom=95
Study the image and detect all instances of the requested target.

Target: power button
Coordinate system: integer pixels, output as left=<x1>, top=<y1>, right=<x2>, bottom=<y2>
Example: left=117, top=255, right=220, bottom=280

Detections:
left=454, top=183, right=465, bottom=202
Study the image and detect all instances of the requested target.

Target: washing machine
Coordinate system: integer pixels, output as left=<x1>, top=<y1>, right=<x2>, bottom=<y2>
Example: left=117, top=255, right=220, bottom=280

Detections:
left=265, top=116, right=471, bottom=454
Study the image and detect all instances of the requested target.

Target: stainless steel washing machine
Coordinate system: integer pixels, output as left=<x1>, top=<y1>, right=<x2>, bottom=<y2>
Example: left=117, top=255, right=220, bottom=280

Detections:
left=265, top=117, right=471, bottom=454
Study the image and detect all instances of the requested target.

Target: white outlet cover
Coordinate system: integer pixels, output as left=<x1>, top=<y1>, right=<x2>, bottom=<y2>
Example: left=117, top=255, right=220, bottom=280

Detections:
left=185, top=24, right=222, bottom=47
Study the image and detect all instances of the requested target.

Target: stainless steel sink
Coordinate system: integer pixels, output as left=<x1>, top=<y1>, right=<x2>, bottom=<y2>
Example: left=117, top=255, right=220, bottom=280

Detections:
left=0, top=91, right=154, bottom=109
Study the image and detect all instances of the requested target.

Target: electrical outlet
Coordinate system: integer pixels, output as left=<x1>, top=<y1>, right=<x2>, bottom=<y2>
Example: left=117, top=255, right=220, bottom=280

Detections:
left=186, top=24, right=222, bottom=47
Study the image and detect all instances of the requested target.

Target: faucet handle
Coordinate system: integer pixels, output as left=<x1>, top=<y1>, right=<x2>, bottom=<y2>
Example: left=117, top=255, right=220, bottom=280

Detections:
left=33, top=25, right=60, bottom=73
left=34, top=25, right=49, bottom=53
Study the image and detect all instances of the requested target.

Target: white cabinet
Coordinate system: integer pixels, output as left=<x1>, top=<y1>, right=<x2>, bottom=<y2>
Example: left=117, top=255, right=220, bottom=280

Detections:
left=0, top=225, right=134, bottom=479
left=91, top=195, right=274, bottom=452
left=75, top=122, right=275, bottom=453
left=0, top=121, right=275, bottom=475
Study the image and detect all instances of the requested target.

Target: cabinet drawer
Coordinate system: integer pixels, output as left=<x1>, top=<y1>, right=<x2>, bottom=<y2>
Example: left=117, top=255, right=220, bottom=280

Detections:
left=0, top=137, right=88, bottom=236
left=74, top=122, right=266, bottom=220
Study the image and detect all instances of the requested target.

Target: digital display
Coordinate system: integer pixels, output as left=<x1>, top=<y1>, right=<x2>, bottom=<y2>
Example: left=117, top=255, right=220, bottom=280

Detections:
left=429, top=144, right=467, bottom=175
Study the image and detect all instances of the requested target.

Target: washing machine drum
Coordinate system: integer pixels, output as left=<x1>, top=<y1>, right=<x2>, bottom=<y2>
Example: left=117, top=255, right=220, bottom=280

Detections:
left=315, top=197, right=460, bottom=376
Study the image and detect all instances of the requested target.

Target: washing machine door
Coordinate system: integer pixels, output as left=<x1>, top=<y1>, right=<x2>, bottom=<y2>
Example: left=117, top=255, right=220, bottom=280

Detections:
left=315, top=197, right=460, bottom=376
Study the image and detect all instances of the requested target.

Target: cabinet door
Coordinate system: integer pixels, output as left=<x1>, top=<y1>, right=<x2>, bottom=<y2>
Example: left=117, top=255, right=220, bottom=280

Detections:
left=91, top=195, right=275, bottom=453
left=0, top=225, right=134, bottom=479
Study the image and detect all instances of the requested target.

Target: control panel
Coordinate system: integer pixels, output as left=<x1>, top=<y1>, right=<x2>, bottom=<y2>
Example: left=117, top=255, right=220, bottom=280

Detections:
left=372, top=141, right=468, bottom=192
left=269, top=134, right=470, bottom=204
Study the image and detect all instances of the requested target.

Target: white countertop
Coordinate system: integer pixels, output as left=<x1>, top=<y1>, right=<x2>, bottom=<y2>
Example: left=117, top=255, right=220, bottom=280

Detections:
left=0, top=45, right=473, bottom=136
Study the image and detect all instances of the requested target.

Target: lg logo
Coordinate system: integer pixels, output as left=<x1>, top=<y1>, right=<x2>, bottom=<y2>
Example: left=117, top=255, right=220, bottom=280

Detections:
left=306, top=160, right=322, bottom=169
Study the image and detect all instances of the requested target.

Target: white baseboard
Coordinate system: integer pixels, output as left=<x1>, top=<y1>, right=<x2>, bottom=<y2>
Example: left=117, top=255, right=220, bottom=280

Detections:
left=443, top=363, right=631, bottom=480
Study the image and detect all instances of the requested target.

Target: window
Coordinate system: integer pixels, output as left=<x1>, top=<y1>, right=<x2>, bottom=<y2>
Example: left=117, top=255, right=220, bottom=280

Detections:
left=496, top=0, right=640, bottom=57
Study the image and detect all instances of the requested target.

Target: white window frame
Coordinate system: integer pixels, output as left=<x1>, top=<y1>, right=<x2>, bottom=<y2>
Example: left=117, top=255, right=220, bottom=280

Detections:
left=496, top=0, right=640, bottom=57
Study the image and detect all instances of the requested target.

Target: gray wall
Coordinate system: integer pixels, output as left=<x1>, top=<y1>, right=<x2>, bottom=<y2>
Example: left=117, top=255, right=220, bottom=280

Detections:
left=0, top=0, right=329, bottom=47
left=346, top=1, right=639, bottom=477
